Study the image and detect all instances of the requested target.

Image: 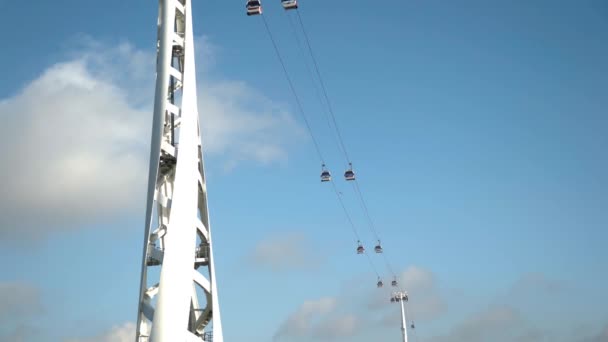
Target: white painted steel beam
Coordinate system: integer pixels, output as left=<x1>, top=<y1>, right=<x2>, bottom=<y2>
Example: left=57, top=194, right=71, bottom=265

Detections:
left=136, top=0, right=223, bottom=341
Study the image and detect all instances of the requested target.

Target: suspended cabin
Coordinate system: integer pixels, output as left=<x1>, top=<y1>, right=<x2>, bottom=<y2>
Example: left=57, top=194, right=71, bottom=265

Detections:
left=344, top=163, right=355, bottom=181
left=374, top=241, right=383, bottom=253
left=321, top=170, right=331, bottom=182
left=246, top=0, right=262, bottom=15
left=377, top=277, right=384, bottom=288
left=321, top=164, right=331, bottom=182
left=356, top=241, right=365, bottom=254
left=390, top=297, right=396, bottom=303
left=391, top=277, right=398, bottom=287
left=411, top=321, right=415, bottom=329
left=281, top=0, right=298, bottom=10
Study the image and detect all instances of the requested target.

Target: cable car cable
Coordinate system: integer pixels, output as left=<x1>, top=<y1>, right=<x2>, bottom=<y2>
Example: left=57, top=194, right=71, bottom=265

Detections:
left=285, top=12, right=343, bottom=160
left=260, top=14, right=326, bottom=165
left=364, top=251, right=381, bottom=279
left=329, top=180, right=362, bottom=242
left=294, top=10, right=351, bottom=167
left=350, top=181, right=381, bottom=242
left=256, top=7, right=386, bottom=288
left=292, top=9, right=394, bottom=256
left=292, top=9, right=403, bottom=288
left=262, top=13, right=383, bottom=279
left=330, top=179, right=384, bottom=281
left=352, top=179, right=399, bottom=279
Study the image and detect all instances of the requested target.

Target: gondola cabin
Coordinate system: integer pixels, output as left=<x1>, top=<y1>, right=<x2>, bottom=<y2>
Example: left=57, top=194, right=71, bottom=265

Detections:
left=356, top=244, right=365, bottom=254
left=374, top=243, right=383, bottom=253
left=344, top=169, right=355, bottom=181
left=281, top=0, right=298, bottom=10
left=246, top=0, right=262, bottom=15
left=344, top=163, right=355, bottom=181
left=321, top=170, right=331, bottom=182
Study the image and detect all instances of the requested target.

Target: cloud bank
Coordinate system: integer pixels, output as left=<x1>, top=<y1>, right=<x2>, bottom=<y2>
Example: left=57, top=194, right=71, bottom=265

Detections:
left=65, top=322, right=135, bottom=342
left=273, top=297, right=360, bottom=341
left=249, top=231, right=322, bottom=272
left=0, top=36, right=304, bottom=240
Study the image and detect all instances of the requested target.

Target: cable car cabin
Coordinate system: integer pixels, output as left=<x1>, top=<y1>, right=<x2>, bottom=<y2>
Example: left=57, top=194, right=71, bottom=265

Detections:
left=344, top=169, right=355, bottom=181
left=246, top=0, right=262, bottom=15
left=281, top=0, right=298, bottom=10
left=356, top=241, right=364, bottom=254
left=344, top=163, right=355, bottom=181
left=411, top=321, right=415, bottom=329
left=390, top=297, right=395, bottom=303
left=391, top=279, right=398, bottom=287
left=403, top=294, right=409, bottom=302
left=321, top=170, right=331, bottom=182
left=377, top=278, right=384, bottom=288
left=374, top=243, right=383, bottom=253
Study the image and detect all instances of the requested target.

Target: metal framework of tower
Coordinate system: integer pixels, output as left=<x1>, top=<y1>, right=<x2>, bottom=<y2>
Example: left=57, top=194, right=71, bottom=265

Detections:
left=135, top=0, right=223, bottom=341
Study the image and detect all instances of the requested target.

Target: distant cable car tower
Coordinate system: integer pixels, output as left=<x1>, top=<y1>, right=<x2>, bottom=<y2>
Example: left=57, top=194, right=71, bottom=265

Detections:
left=390, top=291, right=410, bottom=342
left=135, top=0, right=223, bottom=341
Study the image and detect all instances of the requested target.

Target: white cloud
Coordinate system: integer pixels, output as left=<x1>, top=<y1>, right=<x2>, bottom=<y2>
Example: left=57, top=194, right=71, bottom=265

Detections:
left=0, top=36, right=304, bottom=239
left=0, top=282, right=42, bottom=341
left=397, top=266, right=447, bottom=320
left=508, top=272, right=564, bottom=296
left=65, top=322, right=135, bottom=342
left=272, top=267, right=447, bottom=341
left=367, top=266, right=447, bottom=322
left=198, top=79, right=303, bottom=170
left=399, top=265, right=436, bottom=292
left=0, top=282, right=43, bottom=320
left=274, top=297, right=338, bottom=340
left=313, top=314, right=360, bottom=340
left=582, top=323, right=608, bottom=342
left=0, top=58, right=149, bottom=240
left=0, top=324, right=39, bottom=342
left=249, top=231, right=320, bottom=272
left=272, top=268, right=606, bottom=342
left=423, top=306, right=543, bottom=342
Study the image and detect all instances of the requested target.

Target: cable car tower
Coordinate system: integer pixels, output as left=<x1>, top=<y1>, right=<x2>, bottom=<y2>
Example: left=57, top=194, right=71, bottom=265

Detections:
left=135, top=0, right=223, bottom=341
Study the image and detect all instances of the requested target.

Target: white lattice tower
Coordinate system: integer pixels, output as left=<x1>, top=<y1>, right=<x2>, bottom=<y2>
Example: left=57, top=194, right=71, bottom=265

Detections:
left=135, top=0, right=223, bottom=341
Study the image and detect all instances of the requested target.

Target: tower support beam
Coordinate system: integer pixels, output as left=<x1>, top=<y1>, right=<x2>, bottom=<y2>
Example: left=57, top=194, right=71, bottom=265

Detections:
left=391, top=291, right=409, bottom=342
left=136, top=1, right=223, bottom=341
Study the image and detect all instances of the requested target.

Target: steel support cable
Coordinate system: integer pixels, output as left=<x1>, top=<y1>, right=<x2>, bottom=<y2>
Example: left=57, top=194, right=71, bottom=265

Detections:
left=295, top=9, right=403, bottom=282
left=295, top=9, right=351, bottom=166
left=330, top=179, right=384, bottom=280
left=261, top=14, right=325, bottom=165
left=285, top=12, right=342, bottom=158
left=352, top=179, right=399, bottom=279
left=329, top=181, right=382, bottom=279
left=262, top=14, right=381, bottom=280
left=261, top=12, right=385, bottom=284
left=364, top=250, right=381, bottom=279
left=294, top=9, right=386, bottom=248
left=294, top=9, right=387, bottom=248
left=330, top=180, right=362, bottom=242
left=350, top=181, right=381, bottom=241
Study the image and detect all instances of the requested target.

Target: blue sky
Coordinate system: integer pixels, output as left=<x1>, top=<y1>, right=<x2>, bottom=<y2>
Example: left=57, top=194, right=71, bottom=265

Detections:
left=0, top=0, right=607, bottom=341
